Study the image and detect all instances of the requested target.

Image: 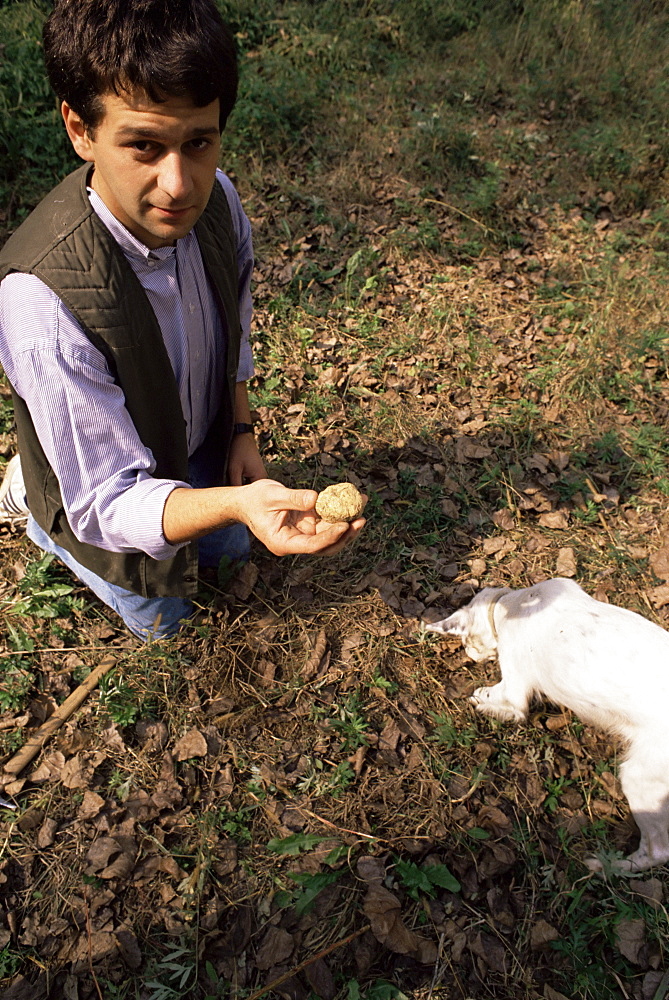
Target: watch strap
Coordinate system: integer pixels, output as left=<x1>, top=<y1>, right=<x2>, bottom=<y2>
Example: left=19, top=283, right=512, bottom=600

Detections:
left=233, top=422, right=255, bottom=435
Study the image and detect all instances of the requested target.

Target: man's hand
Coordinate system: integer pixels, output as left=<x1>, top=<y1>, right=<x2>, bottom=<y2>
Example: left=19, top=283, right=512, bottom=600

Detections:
left=232, top=479, right=365, bottom=556
left=163, top=477, right=366, bottom=555
left=227, top=431, right=266, bottom=486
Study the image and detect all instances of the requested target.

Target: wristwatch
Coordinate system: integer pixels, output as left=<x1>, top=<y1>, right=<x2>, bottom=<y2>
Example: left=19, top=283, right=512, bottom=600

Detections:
left=233, top=422, right=255, bottom=435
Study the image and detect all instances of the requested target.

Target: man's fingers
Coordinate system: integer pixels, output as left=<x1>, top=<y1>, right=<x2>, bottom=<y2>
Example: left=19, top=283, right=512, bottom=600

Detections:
left=283, top=488, right=319, bottom=512
left=268, top=520, right=349, bottom=556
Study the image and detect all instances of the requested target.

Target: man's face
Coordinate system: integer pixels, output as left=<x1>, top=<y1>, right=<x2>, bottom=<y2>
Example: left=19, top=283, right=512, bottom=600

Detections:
left=62, top=90, right=221, bottom=249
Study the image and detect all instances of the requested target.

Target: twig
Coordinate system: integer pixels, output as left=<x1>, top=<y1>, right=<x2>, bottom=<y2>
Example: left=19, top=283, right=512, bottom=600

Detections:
left=422, top=196, right=496, bottom=235
left=245, top=923, right=371, bottom=1000
left=0, top=644, right=133, bottom=659
left=1, top=654, right=117, bottom=783
left=84, top=891, right=104, bottom=1000
left=426, top=931, right=446, bottom=1000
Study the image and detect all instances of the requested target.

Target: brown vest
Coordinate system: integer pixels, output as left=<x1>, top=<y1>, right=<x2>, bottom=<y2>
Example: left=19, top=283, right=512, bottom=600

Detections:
left=0, top=164, right=242, bottom=598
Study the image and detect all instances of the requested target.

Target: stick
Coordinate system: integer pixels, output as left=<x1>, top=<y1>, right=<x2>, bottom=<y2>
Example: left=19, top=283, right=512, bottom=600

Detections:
left=1, top=654, right=117, bottom=782
left=245, top=924, right=371, bottom=1000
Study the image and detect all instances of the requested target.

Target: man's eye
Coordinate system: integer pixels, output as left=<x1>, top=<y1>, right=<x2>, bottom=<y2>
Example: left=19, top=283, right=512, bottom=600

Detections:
left=131, top=141, right=155, bottom=153
left=190, top=138, right=211, bottom=151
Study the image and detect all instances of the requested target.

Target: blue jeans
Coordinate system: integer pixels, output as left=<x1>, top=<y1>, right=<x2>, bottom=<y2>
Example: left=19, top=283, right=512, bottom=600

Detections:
left=27, top=516, right=249, bottom=641
left=26, top=447, right=250, bottom=641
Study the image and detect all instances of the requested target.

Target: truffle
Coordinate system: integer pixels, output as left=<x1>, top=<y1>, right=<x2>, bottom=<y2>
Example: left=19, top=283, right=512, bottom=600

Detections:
left=315, top=482, right=365, bottom=523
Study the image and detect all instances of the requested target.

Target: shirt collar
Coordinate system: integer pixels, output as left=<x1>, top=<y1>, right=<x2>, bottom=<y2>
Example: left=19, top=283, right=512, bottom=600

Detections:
left=87, top=187, right=178, bottom=263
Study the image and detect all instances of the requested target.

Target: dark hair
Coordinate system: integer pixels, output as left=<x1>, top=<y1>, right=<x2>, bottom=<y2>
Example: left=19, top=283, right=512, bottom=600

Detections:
left=42, top=0, right=238, bottom=133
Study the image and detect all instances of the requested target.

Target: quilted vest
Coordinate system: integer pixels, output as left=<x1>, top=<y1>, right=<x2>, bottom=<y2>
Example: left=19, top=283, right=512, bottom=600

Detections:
left=0, top=163, right=242, bottom=598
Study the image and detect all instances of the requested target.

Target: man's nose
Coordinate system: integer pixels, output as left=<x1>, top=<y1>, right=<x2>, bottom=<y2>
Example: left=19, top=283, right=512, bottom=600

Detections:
left=158, top=152, right=193, bottom=201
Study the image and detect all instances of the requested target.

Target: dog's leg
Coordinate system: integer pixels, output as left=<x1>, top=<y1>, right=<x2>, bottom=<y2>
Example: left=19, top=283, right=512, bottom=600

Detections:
left=587, top=738, right=669, bottom=873
left=470, top=679, right=528, bottom=723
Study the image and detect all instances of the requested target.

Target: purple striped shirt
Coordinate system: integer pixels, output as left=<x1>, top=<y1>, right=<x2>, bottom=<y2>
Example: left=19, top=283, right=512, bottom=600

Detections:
left=0, top=170, right=254, bottom=559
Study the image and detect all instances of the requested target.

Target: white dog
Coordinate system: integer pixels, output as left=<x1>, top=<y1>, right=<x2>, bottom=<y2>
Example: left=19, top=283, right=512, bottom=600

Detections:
left=426, top=577, right=669, bottom=873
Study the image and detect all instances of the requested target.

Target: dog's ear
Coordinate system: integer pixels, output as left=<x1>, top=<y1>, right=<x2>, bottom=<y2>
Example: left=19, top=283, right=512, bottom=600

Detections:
left=425, top=609, right=469, bottom=637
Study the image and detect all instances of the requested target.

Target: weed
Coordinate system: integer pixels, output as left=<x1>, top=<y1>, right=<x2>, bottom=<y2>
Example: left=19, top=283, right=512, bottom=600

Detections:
left=295, top=757, right=355, bottom=799
left=0, top=944, right=24, bottom=980
left=393, top=857, right=461, bottom=898
left=107, top=769, right=133, bottom=803
left=368, top=670, right=398, bottom=695
left=216, top=803, right=256, bottom=844
left=346, top=981, right=409, bottom=1000
left=279, top=870, right=341, bottom=916
left=98, top=673, right=141, bottom=729
left=4, top=553, right=83, bottom=619
left=267, top=832, right=328, bottom=856
left=428, top=712, right=478, bottom=750
left=142, top=941, right=198, bottom=1000
left=317, top=692, right=370, bottom=753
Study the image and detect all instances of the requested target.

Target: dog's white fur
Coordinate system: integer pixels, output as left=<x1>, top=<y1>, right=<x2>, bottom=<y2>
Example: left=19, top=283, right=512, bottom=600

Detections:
left=427, top=577, right=669, bottom=872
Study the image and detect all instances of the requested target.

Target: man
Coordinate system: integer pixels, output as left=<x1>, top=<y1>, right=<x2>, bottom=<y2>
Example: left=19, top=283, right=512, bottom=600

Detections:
left=0, top=0, right=364, bottom=640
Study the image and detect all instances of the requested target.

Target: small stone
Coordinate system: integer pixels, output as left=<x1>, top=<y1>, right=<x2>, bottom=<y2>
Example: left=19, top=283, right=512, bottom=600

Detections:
left=315, top=483, right=365, bottom=523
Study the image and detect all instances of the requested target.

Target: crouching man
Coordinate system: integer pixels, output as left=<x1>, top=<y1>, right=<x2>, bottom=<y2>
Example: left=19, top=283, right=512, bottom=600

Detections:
left=0, top=0, right=364, bottom=640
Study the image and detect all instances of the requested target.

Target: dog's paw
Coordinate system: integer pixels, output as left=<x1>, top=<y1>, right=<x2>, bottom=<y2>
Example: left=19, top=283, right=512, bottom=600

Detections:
left=585, top=852, right=653, bottom=875
left=470, top=687, right=524, bottom=722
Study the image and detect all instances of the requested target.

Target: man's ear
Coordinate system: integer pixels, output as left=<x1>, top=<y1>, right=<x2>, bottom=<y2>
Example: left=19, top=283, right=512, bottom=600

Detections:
left=61, top=102, right=95, bottom=162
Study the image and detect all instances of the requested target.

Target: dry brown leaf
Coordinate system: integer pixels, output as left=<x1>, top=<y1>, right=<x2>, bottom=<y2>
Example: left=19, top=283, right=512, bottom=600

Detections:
left=304, top=958, right=336, bottom=1000
left=303, top=628, right=327, bottom=679
left=632, top=878, right=664, bottom=910
left=86, top=836, right=136, bottom=880
left=455, top=437, right=493, bottom=462
left=29, top=752, right=66, bottom=784
left=650, top=584, right=669, bottom=609
left=36, top=818, right=58, bottom=849
left=173, top=729, right=208, bottom=761
left=363, top=884, right=435, bottom=962
left=61, top=754, right=95, bottom=790
left=78, top=789, right=106, bottom=821
left=255, top=926, right=294, bottom=970
left=615, top=917, right=646, bottom=965
left=530, top=919, right=560, bottom=950
left=356, top=856, right=386, bottom=884
left=492, top=509, right=515, bottom=530
left=229, top=561, right=259, bottom=600
left=114, top=927, right=142, bottom=970
left=468, top=930, right=506, bottom=973
left=544, top=986, right=572, bottom=1000
left=538, top=511, right=569, bottom=529
left=556, top=547, right=577, bottom=577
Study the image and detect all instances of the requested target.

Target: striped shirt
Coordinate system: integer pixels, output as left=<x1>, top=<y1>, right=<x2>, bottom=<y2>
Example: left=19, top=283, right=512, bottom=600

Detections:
left=0, top=169, right=254, bottom=559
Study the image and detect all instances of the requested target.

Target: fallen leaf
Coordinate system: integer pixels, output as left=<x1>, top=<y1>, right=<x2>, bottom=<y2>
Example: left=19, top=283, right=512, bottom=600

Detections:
left=615, top=917, right=646, bottom=965
left=556, top=547, right=577, bottom=577
left=641, top=520, right=666, bottom=565
left=229, top=560, right=259, bottom=600
left=356, top=857, right=386, bottom=884
left=114, top=927, right=142, bottom=970
left=363, top=884, right=436, bottom=962
left=304, top=958, right=336, bottom=1000
left=255, top=926, right=294, bottom=970
left=650, top=584, right=669, bottom=609
left=531, top=919, right=560, bottom=950
left=36, top=818, right=58, bottom=849
left=538, top=511, right=569, bottom=529
left=173, top=729, right=208, bottom=761
left=455, top=437, right=492, bottom=462
left=632, top=879, right=664, bottom=910
left=78, top=790, right=106, bottom=821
